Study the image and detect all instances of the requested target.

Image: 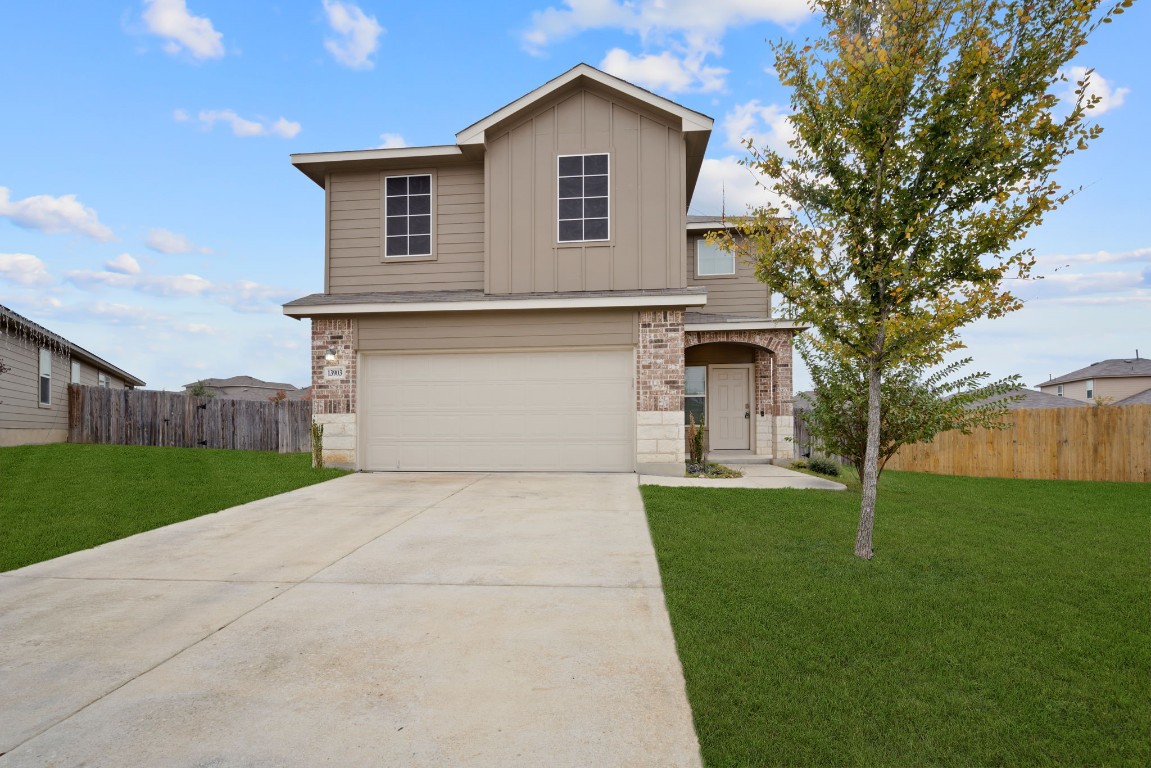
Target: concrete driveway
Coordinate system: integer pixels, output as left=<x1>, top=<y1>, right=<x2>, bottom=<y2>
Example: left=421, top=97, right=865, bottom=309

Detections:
left=0, top=473, right=701, bottom=767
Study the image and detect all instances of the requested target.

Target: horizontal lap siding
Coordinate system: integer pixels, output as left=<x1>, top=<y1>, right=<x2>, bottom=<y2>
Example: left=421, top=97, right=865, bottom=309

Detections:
left=357, top=309, right=638, bottom=352
left=686, top=235, right=769, bottom=316
left=328, top=164, right=485, bottom=294
left=0, top=343, right=69, bottom=430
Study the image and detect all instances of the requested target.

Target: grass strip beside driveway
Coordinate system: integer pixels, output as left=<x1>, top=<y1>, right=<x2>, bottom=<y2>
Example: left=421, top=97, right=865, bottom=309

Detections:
left=643, top=472, right=1150, bottom=767
left=1, top=444, right=348, bottom=572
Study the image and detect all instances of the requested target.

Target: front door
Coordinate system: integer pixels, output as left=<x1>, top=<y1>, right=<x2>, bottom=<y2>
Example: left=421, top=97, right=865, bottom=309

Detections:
left=709, top=366, right=751, bottom=450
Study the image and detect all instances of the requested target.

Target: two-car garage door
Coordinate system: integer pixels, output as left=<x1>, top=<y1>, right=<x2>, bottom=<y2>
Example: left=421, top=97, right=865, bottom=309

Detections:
left=359, top=349, right=635, bottom=472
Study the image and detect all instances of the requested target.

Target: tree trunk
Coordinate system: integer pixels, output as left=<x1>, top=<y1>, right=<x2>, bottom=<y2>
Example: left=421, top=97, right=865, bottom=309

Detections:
left=855, top=357, right=882, bottom=559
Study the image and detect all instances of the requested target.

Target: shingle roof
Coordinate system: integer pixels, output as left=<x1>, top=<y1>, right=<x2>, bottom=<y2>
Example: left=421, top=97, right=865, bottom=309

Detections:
left=1040, top=358, right=1151, bottom=387
left=284, top=287, right=706, bottom=308
left=1115, top=387, right=1151, bottom=406
left=970, top=387, right=1089, bottom=410
left=184, top=376, right=299, bottom=391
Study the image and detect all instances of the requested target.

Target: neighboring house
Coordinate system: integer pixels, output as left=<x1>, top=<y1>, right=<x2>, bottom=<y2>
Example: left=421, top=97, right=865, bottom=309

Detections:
left=0, top=304, right=145, bottom=446
left=283, top=64, right=804, bottom=473
left=184, top=376, right=309, bottom=401
left=1037, top=358, right=1151, bottom=404
left=971, top=387, right=1089, bottom=410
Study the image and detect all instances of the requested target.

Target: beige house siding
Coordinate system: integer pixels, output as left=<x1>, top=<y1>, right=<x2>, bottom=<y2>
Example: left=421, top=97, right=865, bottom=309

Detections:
left=485, top=87, right=687, bottom=295
left=686, top=235, right=769, bottom=316
left=0, top=343, right=70, bottom=433
left=1042, top=376, right=1151, bottom=403
left=357, top=308, right=638, bottom=353
left=327, top=163, right=485, bottom=294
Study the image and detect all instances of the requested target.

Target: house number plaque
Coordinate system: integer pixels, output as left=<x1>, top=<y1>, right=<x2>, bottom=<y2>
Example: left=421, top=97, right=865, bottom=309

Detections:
left=324, top=366, right=346, bottom=380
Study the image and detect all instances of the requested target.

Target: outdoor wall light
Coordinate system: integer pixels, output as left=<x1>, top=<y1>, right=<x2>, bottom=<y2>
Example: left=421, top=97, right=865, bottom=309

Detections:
left=324, top=347, right=338, bottom=363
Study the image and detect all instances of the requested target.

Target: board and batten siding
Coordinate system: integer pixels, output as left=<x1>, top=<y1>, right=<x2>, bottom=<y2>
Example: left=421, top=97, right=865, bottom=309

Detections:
left=326, top=163, right=485, bottom=294
left=686, top=235, right=770, bottom=317
left=356, top=309, right=638, bottom=353
left=486, top=87, right=687, bottom=295
left=0, top=342, right=69, bottom=431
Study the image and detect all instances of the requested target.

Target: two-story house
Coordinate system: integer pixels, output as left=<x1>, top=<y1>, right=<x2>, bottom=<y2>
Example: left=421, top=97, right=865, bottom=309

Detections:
left=283, top=64, right=803, bottom=474
left=1038, top=357, right=1151, bottom=404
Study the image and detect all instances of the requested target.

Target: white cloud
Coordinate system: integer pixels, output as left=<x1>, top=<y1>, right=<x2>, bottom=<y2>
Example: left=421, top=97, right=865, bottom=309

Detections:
left=0, top=187, right=115, bottom=241
left=192, top=110, right=302, bottom=139
left=105, top=253, right=142, bottom=275
left=600, top=48, right=727, bottom=93
left=1035, top=247, right=1151, bottom=268
left=141, top=0, right=224, bottom=60
left=65, top=267, right=294, bottom=313
left=524, top=0, right=809, bottom=52
left=723, top=99, right=795, bottom=155
left=145, top=227, right=212, bottom=255
left=691, top=156, right=784, bottom=215
left=377, top=133, right=407, bottom=149
left=172, top=108, right=190, bottom=122
left=0, top=253, right=53, bottom=287
left=322, top=0, right=383, bottom=70
left=1063, top=66, right=1130, bottom=115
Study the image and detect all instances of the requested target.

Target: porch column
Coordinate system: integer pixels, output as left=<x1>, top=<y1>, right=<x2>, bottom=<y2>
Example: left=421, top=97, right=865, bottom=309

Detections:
left=635, top=309, right=685, bottom=473
left=311, top=317, right=357, bottom=469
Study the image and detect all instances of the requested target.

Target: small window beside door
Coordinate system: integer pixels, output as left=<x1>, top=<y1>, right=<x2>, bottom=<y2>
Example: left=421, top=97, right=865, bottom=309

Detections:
left=685, top=366, right=706, bottom=425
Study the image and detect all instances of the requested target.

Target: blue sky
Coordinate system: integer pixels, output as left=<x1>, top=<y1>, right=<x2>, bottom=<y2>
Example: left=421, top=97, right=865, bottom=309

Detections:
left=0, top=0, right=1146, bottom=393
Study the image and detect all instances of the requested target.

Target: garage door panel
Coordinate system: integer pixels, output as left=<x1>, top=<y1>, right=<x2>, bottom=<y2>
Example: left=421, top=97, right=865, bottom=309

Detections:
left=361, top=350, right=634, bottom=471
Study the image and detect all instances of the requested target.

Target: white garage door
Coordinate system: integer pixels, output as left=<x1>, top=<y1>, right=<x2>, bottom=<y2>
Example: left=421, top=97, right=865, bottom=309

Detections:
left=359, top=349, right=635, bottom=472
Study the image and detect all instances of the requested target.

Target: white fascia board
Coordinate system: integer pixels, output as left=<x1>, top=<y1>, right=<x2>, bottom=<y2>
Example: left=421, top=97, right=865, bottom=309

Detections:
left=685, top=320, right=811, bottom=331
left=284, top=293, right=708, bottom=317
left=455, top=64, right=713, bottom=146
left=290, top=145, right=462, bottom=167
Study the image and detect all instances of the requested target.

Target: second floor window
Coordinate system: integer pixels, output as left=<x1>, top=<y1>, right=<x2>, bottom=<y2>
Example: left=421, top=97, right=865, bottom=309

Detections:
left=385, top=174, right=432, bottom=257
left=98, top=372, right=110, bottom=389
left=697, top=239, right=736, bottom=276
left=558, top=154, right=609, bottom=243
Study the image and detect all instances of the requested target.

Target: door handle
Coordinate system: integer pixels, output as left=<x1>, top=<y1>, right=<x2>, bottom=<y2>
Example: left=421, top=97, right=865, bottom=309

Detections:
left=744, top=411, right=750, bottom=419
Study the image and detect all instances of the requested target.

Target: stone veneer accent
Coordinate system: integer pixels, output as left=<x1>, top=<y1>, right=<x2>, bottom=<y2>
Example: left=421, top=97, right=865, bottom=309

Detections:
left=311, top=318, right=358, bottom=469
left=636, top=310, right=685, bottom=467
left=684, top=328, right=797, bottom=459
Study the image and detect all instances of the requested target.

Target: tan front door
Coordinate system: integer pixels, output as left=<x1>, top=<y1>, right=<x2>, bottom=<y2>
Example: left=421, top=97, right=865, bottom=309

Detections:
left=709, top=366, right=751, bottom=450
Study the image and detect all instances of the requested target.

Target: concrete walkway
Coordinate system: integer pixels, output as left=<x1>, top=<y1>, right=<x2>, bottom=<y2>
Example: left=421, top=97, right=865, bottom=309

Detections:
left=641, top=462, right=847, bottom=490
left=0, top=473, right=701, bottom=767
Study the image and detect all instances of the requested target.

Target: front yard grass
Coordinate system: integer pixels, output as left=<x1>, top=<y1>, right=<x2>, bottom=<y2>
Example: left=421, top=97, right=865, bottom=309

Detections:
left=1, top=443, right=348, bottom=572
left=643, top=472, right=1149, bottom=767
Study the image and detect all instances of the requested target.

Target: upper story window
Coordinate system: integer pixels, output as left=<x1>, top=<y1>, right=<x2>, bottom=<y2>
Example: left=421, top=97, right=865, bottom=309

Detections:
left=697, top=238, right=735, bottom=276
left=71, top=360, right=81, bottom=384
left=1056, top=384, right=1064, bottom=397
left=98, top=372, right=110, bottom=389
left=39, top=348, right=51, bottom=407
left=557, top=154, right=609, bottom=243
left=384, top=174, right=432, bottom=257
left=1086, top=379, right=1094, bottom=399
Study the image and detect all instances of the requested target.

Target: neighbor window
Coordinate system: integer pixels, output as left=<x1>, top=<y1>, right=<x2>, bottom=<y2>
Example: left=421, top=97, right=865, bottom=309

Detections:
left=697, top=239, right=735, bottom=276
left=1086, top=379, right=1094, bottom=399
left=98, top=372, right=110, bottom=389
left=71, top=360, right=81, bottom=384
left=685, top=366, right=706, bottom=426
left=384, top=174, right=432, bottom=257
left=38, top=348, right=51, bottom=406
left=557, top=154, right=609, bottom=242
left=1057, top=385, right=1064, bottom=397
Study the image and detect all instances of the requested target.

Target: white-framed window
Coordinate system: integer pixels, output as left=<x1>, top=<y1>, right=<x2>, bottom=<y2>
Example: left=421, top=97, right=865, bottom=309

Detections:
left=384, top=174, right=433, bottom=257
left=685, top=365, right=706, bottom=425
left=38, top=348, right=51, bottom=407
left=98, top=372, right=110, bottom=389
left=71, top=360, right=81, bottom=384
left=697, top=238, right=736, bottom=276
left=557, top=153, right=609, bottom=243
left=1086, top=379, right=1094, bottom=399
left=1057, top=384, right=1064, bottom=397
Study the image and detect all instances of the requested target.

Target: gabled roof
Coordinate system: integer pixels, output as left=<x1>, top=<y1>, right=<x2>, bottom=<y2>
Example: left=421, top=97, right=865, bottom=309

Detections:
left=1039, top=358, right=1151, bottom=387
left=970, top=387, right=1089, bottom=410
left=184, top=376, right=299, bottom=391
left=0, top=303, right=146, bottom=387
left=455, top=64, right=713, bottom=146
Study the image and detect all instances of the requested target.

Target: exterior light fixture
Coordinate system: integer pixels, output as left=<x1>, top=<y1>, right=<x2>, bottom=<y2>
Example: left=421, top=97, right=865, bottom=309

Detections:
left=324, top=347, right=338, bottom=363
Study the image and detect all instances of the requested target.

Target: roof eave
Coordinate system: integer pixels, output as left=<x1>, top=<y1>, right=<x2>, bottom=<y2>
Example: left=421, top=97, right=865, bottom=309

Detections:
left=290, top=145, right=466, bottom=187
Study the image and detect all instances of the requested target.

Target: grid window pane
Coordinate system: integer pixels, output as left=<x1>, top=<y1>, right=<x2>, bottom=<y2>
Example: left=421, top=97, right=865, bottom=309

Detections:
left=697, top=239, right=735, bottom=275
left=685, top=366, right=707, bottom=397
left=384, top=174, right=433, bottom=257
left=40, top=376, right=51, bottom=405
left=557, top=154, right=609, bottom=242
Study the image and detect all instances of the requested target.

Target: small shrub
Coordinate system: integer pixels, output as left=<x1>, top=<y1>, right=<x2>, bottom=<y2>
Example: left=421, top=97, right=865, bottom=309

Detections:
left=808, top=456, right=841, bottom=476
left=685, top=461, right=744, bottom=479
left=310, top=420, right=324, bottom=468
left=791, top=459, right=809, bottom=469
left=687, top=414, right=705, bottom=465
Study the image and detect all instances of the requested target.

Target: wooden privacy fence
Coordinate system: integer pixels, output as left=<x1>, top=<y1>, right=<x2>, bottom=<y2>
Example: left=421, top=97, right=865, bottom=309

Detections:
left=885, top=404, right=1151, bottom=482
left=68, top=384, right=313, bottom=453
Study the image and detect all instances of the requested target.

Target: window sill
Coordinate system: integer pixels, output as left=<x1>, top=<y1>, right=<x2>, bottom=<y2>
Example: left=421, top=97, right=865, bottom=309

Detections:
left=556, top=241, right=613, bottom=248
left=38, top=403, right=51, bottom=409
left=693, top=272, right=739, bottom=280
left=382, top=254, right=437, bottom=263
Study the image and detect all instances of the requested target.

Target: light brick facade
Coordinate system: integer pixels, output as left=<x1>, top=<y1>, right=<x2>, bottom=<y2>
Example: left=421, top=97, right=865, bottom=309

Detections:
left=311, top=318, right=358, bottom=469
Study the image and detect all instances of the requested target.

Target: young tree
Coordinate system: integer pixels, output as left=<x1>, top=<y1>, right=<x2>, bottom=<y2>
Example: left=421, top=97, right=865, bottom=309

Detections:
left=799, top=335, right=1021, bottom=475
left=718, top=0, right=1129, bottom=558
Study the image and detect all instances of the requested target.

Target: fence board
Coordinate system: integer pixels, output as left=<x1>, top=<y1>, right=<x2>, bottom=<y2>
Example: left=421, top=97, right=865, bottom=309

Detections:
left=886, top=404, right=1151, bottom=482
left=68, top=385, right=313, bottom=453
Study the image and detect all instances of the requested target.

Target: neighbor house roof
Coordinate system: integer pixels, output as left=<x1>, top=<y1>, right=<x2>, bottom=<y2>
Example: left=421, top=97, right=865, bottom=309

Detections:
left=291, top=64, right=715, bottom=201
left=970, top=387, right=1089, bottom=410
left=184, top=376, right=299, bottom=391
left=0, top=303, right=146, bottom=387
left=1115, top=387, right=1151, bottom=406
left=1040, top=358, right=1151, bottom=387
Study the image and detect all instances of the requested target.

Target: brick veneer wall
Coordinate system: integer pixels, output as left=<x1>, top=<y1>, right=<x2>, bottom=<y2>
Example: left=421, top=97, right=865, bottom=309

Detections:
left=311, top=318, right=358, bottom=468
left=636, top=310, right=685, bottom=467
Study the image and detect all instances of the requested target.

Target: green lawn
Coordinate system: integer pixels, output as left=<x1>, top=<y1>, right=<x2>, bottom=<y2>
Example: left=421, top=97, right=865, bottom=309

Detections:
left=0, top=443, right=348, bottom=572
left=643, top=472, right=1150, bottom=767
